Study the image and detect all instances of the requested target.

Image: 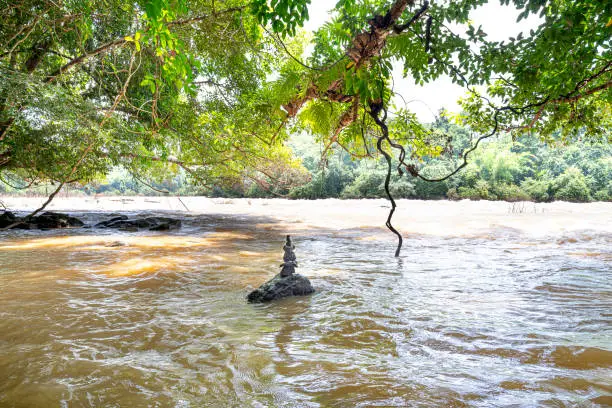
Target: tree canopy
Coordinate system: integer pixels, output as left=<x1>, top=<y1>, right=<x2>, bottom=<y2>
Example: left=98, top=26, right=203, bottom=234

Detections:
left=0, top=0, right=304, bottom=194
left=0, top=0, right=610, bottom=250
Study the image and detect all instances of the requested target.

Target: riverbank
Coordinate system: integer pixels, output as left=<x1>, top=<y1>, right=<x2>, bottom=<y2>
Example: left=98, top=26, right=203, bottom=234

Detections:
left=2, top=196, right=611, bottom=238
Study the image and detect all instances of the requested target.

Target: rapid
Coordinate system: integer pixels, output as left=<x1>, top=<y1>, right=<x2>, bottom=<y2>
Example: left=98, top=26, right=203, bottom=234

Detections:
left=0, top=197, right=610, bottom=407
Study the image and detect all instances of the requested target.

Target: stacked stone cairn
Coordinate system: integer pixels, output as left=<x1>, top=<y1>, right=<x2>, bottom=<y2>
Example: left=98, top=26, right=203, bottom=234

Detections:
left=247, top=235, right=314, bottom=303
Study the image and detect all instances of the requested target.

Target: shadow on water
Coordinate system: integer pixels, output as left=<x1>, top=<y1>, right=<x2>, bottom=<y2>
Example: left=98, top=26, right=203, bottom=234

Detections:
left=0, top=208, right=611, bottom=407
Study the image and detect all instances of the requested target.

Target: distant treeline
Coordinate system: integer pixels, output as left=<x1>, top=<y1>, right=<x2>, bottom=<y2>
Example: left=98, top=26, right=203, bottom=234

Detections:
left=1, top=122, right=610, bottom=202
left=281, top=127, right=611, bottom=203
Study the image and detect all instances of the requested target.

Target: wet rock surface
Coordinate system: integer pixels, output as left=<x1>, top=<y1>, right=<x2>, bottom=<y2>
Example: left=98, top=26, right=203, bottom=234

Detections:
left=1, top=211, right=182, bottom=231
left=247, top=273, right=315, bottom=303
left=0, top=211, right=17, bottom=228
left=248, top=235, right=314, bottom=303
left=94, top=216, right=181, bottom=231
left=0, top=211, right=84, bottom=229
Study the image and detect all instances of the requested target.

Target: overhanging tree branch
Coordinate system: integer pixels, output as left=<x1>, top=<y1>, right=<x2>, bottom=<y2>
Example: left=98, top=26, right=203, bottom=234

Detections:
left=45, top=7, right=247, bottom=83
left=281, top=0, right=428, bottom=127
left=369, top=105, right=403, bottom=257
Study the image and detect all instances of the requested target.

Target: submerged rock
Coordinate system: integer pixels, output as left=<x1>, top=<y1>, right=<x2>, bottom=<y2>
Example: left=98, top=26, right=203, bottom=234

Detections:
left=247, top=235, right=314, bottom=303
left=106, top=241, right=128, bottom=247
left=94, top=216, right=181, bottom=231
left=0, top=211, right=84, bottom=229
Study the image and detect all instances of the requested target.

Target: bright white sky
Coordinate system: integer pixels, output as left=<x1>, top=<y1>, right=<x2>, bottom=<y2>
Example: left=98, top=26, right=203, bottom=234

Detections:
left=302, top=0, right=542, bottom=122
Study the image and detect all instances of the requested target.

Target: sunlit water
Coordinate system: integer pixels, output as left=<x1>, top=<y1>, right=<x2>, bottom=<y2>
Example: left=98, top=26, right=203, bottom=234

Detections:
left=0, top=198, right=611, bottom=407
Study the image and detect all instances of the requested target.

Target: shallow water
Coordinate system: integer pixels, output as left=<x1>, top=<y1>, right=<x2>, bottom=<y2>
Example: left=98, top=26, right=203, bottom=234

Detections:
left=0, top=198, right=611, bottom=407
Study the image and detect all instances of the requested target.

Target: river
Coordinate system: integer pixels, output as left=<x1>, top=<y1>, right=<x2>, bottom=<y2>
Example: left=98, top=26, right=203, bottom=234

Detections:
left=0, top=197, right=610, bottom=407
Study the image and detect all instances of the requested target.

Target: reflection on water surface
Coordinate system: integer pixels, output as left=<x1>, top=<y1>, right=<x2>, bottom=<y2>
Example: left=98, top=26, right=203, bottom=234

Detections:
left=0, top=198, right=610, bottom=407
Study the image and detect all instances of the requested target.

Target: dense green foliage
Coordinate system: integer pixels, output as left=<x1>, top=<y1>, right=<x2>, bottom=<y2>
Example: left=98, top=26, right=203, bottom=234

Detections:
left=268, top=0, right=611, bottom=163
left=0, top=0, right=303, bottom=194
left=0, top=0, right=610, bottom=205
left=3, top=121, right=609, bottom=203
left=286, top=132, right=612, bottom=203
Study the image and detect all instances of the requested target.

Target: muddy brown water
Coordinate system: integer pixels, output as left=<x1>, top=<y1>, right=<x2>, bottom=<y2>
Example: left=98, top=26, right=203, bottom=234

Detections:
left=0, top=198, right=610, bottom=407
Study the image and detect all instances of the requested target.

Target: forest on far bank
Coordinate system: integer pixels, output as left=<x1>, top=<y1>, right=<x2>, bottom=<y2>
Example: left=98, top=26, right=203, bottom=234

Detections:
left=2, top=118, right=609, bottom=203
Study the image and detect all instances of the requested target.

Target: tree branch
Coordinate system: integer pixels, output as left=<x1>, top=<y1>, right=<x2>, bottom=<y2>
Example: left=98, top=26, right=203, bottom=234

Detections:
left=283, top=0, right=421, bottom=119
left=369, top=106, right=403, bottom=257
left=45, top=7, right=246, bottom=83
left=45, top=38, right=127, bottom=83
left=393, top=1, right=429, bottom=33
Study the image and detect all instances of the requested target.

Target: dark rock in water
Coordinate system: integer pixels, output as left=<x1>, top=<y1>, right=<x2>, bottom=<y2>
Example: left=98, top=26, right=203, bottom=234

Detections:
left=95, top=215, right=181, bottom=231
left=149, top=219, right=182, bottom=231
left=247, top=235, right=314, bottom=303
left=0, top=211, right=17, bottom=228
left=247, top=273, right=314, bottom=303
left=94, top=215, right=128, bottom=228
left=33, top=212, right=84, bottom=229
left=1, top=211, right=84, bottom=229
left=106, top=241, right=127, bottom=247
